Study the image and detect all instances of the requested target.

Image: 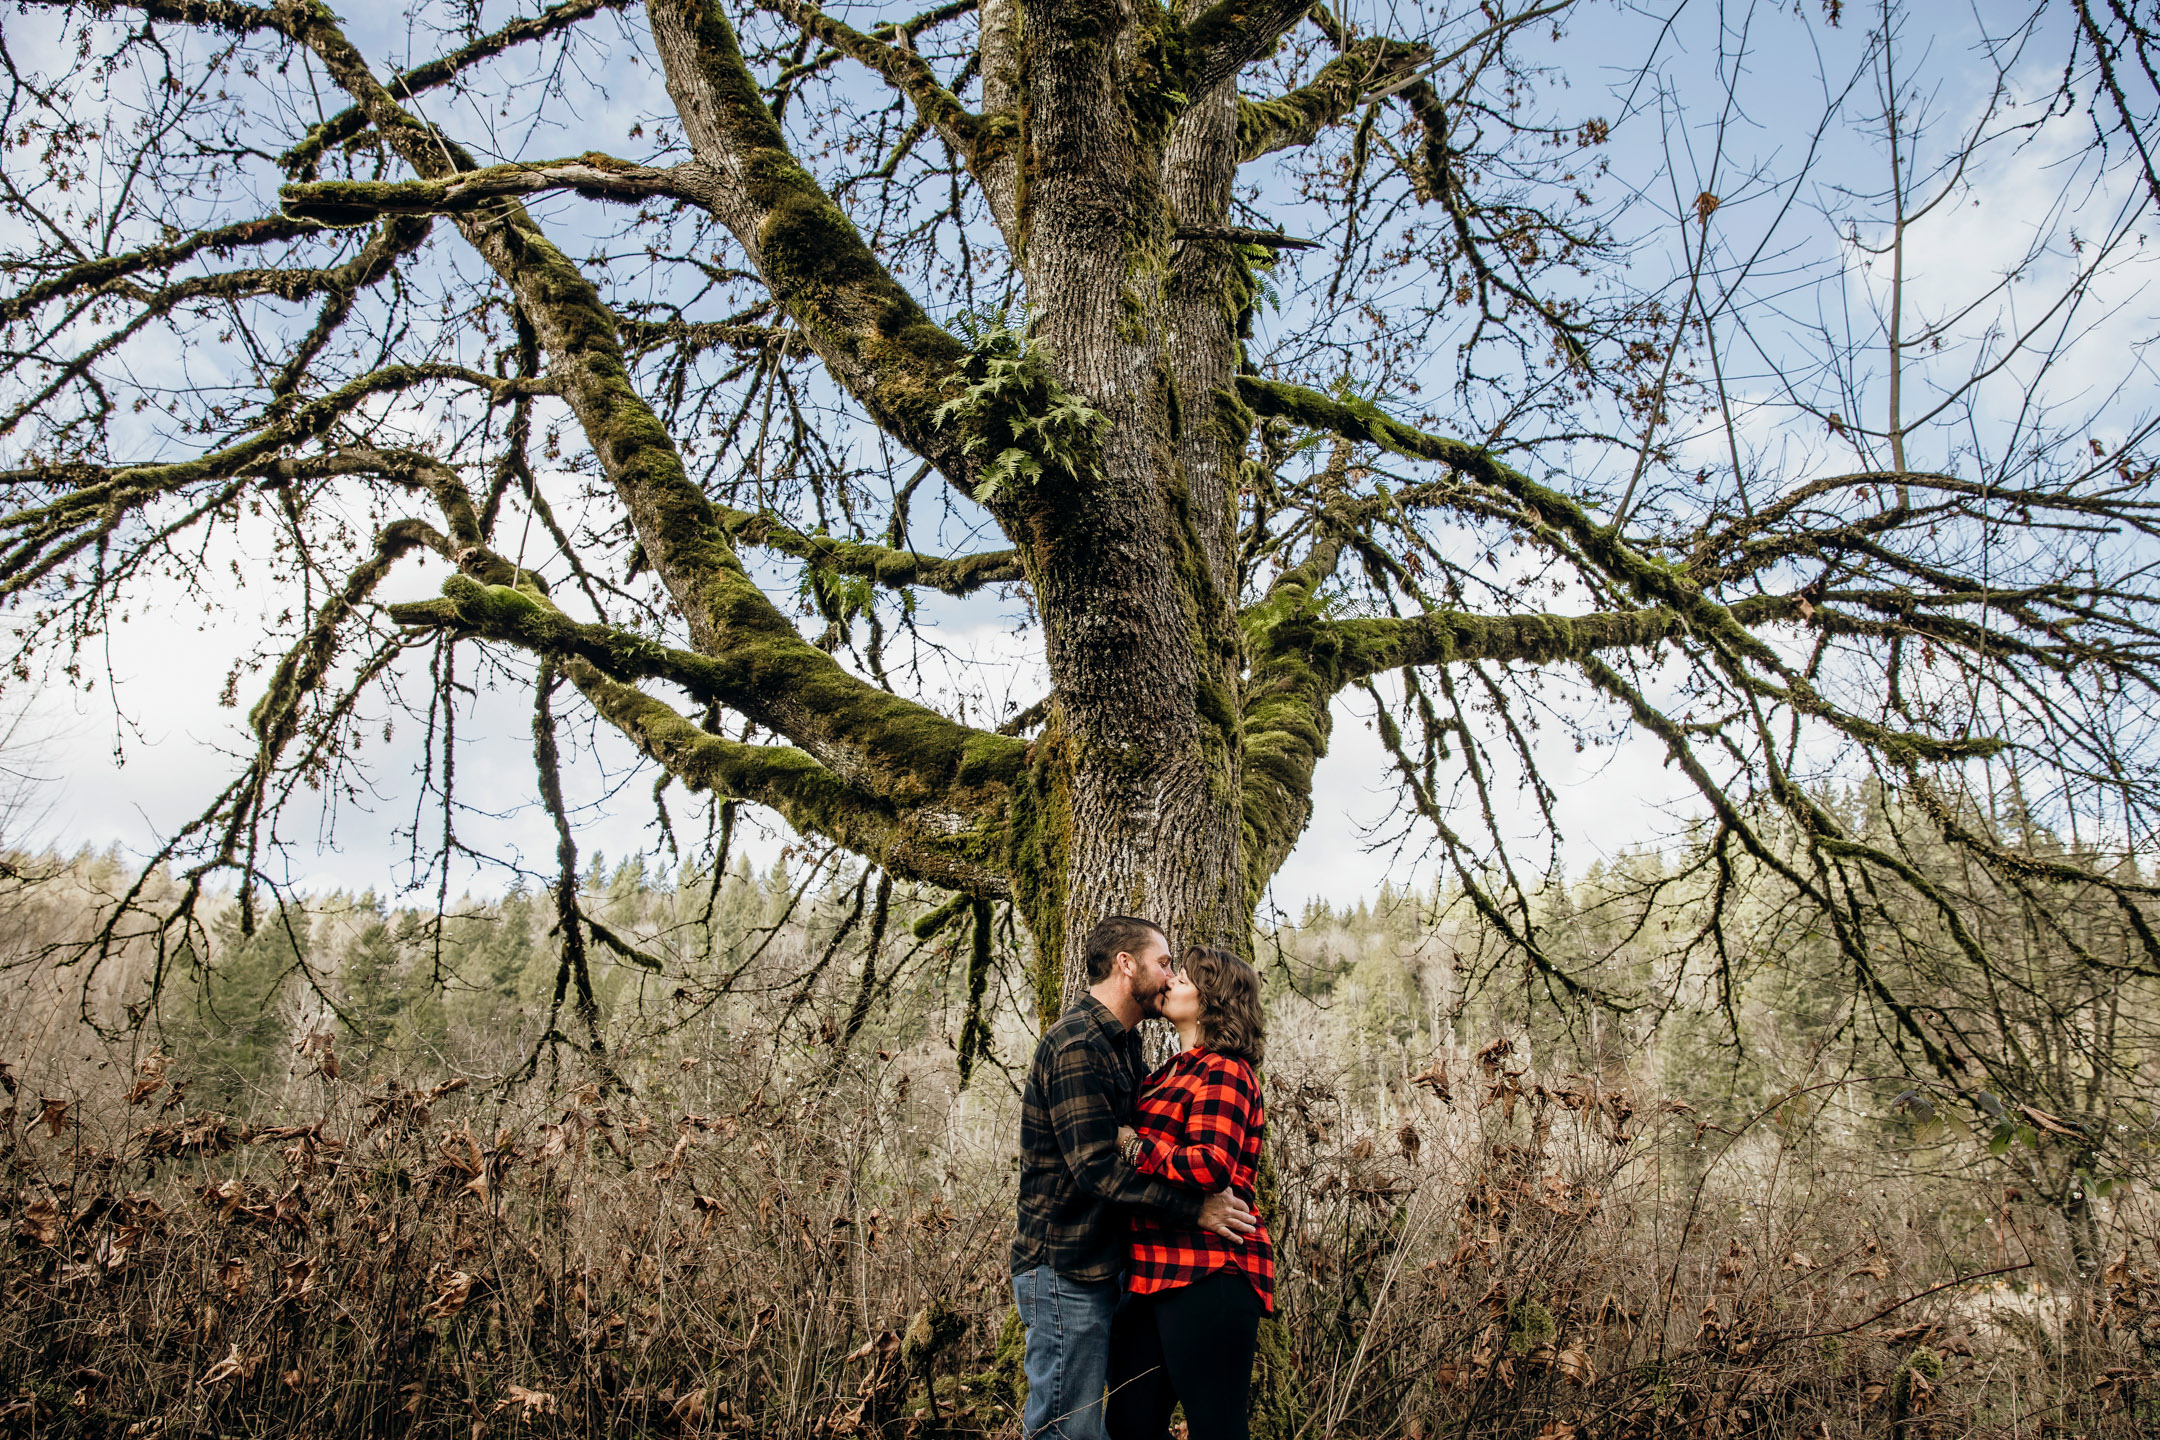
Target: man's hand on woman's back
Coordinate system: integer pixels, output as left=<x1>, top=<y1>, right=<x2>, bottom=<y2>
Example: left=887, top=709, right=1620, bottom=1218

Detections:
left=1197, top=1189, right=1256, bottom=1244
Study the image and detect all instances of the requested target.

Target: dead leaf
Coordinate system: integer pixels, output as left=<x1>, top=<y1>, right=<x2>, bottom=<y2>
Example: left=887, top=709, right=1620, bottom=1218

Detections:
left=1554, top=1348, right=1595, bottom=1384
left=219, top=1258, right=251, bottom=1298
left=692, top=1192, right=727, bottom=1236
left=493, top=1385, right=557, bottom=1422
left=200, top=1343, right=257, bottom=1386
left=279, top=1257, right=318, bottom=1302
left=670, top=1388, right=707, bottom=1427
left=423, top=1269, right=476, bottom=1319
left=2016, top=1103, right=2088, bottom=1138
left=37, top=1096, right=70, bottom=1136
left=1409, top=1062, right=1453, bottom=1105
left=19, top=1198, right=63, bottom=1245
left=654, top=1132, right=692, bottom=1181
left=294, top=1032, right=339, bottom=1079
left=125, top=1051, right=169, bottom=1105
left=1695, top=191, right=1720, bottom=224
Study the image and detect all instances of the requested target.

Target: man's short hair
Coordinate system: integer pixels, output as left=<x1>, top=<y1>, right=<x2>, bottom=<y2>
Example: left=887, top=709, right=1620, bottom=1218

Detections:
left=1083, top=915, right=1165, bottom=984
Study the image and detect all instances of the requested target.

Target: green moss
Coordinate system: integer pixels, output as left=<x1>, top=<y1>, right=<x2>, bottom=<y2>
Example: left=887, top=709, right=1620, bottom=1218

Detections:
left=993, top=1306, right=1027, bottom=1410
left=1235, top=40, right=1431, bottom=162
left=1505, top=1298, right=1557, bottom=1356
left=392, top=574, right=1030, bottom=814
left=677, top=0, right=966, bottom=449
left=1194, top=676, right=1238, bottom=743
left=1237, top=561, right=1345, bottom=906
left=1889, top=1345, right=1945, bottom=1412
left=1003, top=731, right=1073, bottom=1024
left=1124, top=5, right=1189, bottom=149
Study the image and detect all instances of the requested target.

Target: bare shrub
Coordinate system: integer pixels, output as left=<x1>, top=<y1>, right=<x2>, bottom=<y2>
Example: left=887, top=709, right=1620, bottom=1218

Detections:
left=7, top=1022, right=2158, bottom=1439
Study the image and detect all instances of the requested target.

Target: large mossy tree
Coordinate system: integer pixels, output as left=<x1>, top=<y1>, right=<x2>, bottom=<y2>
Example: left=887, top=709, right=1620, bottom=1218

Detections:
left=5, top=0, right=2160, bottom=1076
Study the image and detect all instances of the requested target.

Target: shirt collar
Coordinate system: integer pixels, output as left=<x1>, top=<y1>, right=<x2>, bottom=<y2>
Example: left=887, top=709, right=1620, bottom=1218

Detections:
left=1079, top=994, right=1134, bottom=1042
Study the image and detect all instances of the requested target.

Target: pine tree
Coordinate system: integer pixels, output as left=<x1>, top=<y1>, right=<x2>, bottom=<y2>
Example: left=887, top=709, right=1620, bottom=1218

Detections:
left=187, top=901, right=308, bottom=1101
left=339, top=895, right=405, bottom=1064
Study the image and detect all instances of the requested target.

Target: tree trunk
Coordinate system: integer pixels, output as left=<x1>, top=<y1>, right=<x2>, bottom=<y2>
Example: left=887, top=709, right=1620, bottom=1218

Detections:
left=1001, top=0, right=1252, bottom=1017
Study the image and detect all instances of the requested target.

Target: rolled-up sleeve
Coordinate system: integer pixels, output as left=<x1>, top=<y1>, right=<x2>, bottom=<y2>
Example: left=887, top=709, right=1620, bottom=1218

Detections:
left=1133, top=1056, right=1256, bottom=1192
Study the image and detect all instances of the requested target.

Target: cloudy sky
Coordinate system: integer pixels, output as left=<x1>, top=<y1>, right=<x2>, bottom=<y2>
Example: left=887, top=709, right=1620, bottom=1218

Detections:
left=8, top=0, right=2151, bottom=910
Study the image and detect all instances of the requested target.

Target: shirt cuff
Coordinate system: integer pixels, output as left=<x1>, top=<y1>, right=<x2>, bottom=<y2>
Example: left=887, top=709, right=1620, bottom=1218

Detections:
left=1164, top=1180, right=1206, bottom=1224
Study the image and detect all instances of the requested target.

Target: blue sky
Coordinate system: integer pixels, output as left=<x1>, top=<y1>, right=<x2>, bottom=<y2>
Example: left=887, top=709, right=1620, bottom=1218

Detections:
left=8, top=0, right=2152, bottom=908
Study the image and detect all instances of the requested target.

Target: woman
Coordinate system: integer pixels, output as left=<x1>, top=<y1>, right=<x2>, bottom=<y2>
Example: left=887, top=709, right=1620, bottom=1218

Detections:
left=1106, top=945, right=1275, bottom=1440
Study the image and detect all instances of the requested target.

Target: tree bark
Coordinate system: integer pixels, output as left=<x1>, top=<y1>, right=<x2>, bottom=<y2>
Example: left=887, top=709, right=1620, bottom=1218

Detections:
left=992, top=0, right=1256, bottom=1012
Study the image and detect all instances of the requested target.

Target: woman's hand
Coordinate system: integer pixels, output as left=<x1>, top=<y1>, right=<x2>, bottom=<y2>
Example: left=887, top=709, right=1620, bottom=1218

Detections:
left=1116, top=1126, right=1139, bottom=1161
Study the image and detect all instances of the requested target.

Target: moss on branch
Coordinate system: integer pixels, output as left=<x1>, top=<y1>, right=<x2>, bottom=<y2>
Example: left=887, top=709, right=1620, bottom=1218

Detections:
left=763, top=0, right=999, bottom=164
left=279, top=0, right=635, bottom=179
left=388, top=578, right=1020, bottom=889
left=1236, top=373, right=2006, bottom=880
left=1238, top=374, right=1801, bottom=670
left=1182, top=0, right=1322, bottom=97
left=1237, top=38, right=1431, bottom=161
left=562, top=659, right=1009, bottom=895
left=249, top=518, right=445, bottom=757
left=718, top=509, right=1022, bottom=595
left=274, top=0, right=1011, bottom=812
left=390, top=575, right=1033, bottom=806
left=281, top=158, right=692, bottom=226
left=649, top=0, right=972, bottom=469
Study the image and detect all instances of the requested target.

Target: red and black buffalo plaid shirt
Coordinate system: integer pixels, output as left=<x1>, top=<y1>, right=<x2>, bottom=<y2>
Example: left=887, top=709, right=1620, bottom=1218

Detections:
left=1127, top=1045, right=1276, bottom=1313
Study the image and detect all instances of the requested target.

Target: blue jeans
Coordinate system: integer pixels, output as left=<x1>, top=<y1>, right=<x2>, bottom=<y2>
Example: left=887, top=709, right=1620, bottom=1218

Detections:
left=1012, top=1266, right=1120, bottom=1440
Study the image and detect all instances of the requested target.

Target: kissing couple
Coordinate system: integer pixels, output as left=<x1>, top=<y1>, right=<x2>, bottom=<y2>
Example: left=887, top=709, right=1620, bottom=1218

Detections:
left=1011, top=915, right=1275, bottom=1440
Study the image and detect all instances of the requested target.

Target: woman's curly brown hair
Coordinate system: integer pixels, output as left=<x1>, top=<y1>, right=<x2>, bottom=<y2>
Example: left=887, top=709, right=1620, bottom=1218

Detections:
left=1181, top=945, right=1266, bottom=1065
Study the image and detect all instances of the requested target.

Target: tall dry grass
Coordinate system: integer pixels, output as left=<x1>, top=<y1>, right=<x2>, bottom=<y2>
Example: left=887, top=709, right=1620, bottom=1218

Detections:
left=4, top=1026, right=2158, bottom=1439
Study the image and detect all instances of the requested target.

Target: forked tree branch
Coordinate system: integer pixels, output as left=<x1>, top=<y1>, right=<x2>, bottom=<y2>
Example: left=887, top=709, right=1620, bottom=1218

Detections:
left=251, top=0, right=1015, bottom=810
left=1238, top=37, right=1431, bottom=161
left=281, top=0, right=638, bottom=178
left=718, top=509, right=1023, bottom=595
left=387, top=574, right=1029, bottom=810
left=0, top=215, right=324, bottom=324
left=1183, top=0, right=1319, bottom=98
left=758, top=0, right=1000, bottom=164
left=645, top=0, right=978, bottom=485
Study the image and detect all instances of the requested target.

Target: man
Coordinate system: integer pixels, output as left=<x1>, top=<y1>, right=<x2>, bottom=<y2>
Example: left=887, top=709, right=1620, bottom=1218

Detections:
left=1012, top=915, right=1259, bottom=1440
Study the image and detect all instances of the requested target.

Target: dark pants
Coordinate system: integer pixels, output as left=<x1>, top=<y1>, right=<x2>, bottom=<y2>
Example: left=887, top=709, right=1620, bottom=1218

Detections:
left=1104, top=1270, right=1264, bottom=1440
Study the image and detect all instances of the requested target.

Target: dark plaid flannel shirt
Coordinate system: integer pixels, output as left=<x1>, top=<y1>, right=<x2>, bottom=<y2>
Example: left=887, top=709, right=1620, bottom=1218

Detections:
left=1012, top=997, right=1206, bottom=1282
left=1127, top=1046, right=1276, bottom=1313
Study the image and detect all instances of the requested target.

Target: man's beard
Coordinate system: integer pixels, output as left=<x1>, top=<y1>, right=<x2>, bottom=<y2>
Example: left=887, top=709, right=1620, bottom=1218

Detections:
left=1137, top=977, right=1169, bottom=1018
